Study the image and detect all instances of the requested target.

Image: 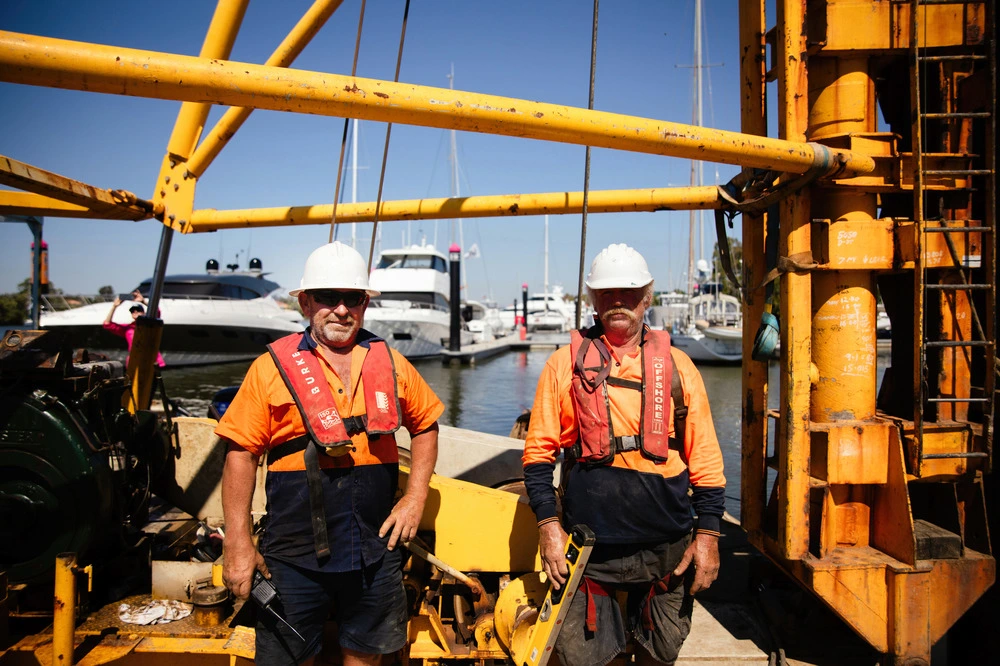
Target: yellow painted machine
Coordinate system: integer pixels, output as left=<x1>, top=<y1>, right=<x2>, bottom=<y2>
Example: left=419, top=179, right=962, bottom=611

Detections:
left=0, top=1, right=996, bottom=664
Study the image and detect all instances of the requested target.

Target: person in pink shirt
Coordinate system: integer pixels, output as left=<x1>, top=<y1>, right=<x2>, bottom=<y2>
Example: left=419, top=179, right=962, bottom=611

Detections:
left=103, top=290, right=166, bottom=367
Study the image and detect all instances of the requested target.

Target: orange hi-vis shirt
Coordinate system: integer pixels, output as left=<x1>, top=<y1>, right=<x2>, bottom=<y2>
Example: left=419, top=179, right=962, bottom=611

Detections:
left=216, top=331, right=443, bottom=571
left=523, top=331, right=726, bottom=542
left=217, top=338, right=443, bottom=471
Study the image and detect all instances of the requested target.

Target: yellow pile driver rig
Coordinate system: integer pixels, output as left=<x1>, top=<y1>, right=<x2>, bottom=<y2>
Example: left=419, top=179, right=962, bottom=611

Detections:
left=0, top=1, right=995, bottom=664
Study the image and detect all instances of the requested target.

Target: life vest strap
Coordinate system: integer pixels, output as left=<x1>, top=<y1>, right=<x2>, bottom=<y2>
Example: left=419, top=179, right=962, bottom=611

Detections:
left=606, top=376, right=643, bottom=391
left=304, top=441, right=331, bottom=559
left=267, top=415, right=369, bottom=463
left=568, top=431, right=684, bottom=461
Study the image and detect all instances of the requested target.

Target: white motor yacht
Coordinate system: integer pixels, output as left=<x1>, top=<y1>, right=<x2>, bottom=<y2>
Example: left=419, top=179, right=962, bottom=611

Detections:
left=364, top=244, right=472, bottom=358
left=462, top=300, right=507, bottom=343
left=39, top=259, right=305, bottom=366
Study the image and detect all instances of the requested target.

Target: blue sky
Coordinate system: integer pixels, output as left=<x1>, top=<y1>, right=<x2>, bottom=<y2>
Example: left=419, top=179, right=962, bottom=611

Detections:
left=0, top=0, right=743, bottom=304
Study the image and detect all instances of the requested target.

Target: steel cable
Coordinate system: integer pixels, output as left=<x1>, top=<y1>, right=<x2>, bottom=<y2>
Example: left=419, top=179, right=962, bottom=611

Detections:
left=575, top=0, right=599, bottom=328
left=328, top=0, right=367, bottom=243
left=367, top=0, right=411, bottom=270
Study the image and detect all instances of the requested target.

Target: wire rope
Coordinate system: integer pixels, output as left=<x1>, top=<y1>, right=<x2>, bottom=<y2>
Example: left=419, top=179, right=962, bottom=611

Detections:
left=366, top=0, right=411, bottom=270
left=328, top=0, right=368, bottom=243
left=575, top=0, right=600, bottom=329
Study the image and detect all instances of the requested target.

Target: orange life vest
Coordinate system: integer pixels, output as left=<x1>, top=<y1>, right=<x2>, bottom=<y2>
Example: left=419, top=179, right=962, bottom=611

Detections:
left=267, top=331, right=401, bottom=559
left=569, top=326, right=676, bottom=464
left=268, top=332, right=401, bottom=452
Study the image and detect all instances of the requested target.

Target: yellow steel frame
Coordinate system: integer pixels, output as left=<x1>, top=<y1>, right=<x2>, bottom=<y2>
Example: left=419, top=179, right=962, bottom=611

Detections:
left=0, top=32, right=874, bottom=206
left=0, top=2, right=994, bottom=665
left=738, top=2, right=995, bottom=666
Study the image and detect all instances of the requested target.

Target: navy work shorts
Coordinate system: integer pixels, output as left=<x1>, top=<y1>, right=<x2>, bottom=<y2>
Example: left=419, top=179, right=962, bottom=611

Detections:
left=554, top=535, right=694, bottom=666
left=254, top=548, right=408, bottom=665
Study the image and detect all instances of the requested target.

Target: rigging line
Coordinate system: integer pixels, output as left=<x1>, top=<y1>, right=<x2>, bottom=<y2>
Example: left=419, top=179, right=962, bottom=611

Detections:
left=367, top=0, right=411, bottom=270
left=328, top=0, right=368, bottom=243
left=576, top=0, right=599, bottom=330
left=473, top=219, right=493, bottom=300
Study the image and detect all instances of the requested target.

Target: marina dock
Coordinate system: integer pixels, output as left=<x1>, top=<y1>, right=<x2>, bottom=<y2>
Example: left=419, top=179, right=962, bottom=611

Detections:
left=440, top=331, right=570, bottom=364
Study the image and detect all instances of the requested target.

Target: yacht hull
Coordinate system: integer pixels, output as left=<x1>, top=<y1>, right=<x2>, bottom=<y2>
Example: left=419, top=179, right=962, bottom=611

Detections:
left=364, top=319, right=451, bottom=359
left=40, top=298, right=304, bottom=367
left=671, top=327, right=742, bottom=364
left=39, top=322, right=302, bottom=367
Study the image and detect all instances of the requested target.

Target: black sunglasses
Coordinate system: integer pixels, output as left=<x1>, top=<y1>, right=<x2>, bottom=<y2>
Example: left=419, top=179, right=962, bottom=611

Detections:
left=309, top=289, right=368, bottom=308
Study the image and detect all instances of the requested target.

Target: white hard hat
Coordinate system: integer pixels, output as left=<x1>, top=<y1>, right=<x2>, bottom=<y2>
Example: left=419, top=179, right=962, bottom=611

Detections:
left=585, top=243, right=653, bottom=290
left=288, top=242, right=380, bottom=297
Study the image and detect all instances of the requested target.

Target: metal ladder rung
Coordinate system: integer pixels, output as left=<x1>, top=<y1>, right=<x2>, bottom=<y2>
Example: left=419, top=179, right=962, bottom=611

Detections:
left=924, top=283, right=991, bottom=291
left=925, top=340, right=993, bottom=348
left=921, top=169, right=993, bottom=176
left=928, top=397, right=992, bottom=403
left=925, top=226, right=992, bottom=233
left=918, top=55, right=989, bottom=62
left=921, top=112, right=992, bottom=119
left=921, top=452, right=989, bottom=460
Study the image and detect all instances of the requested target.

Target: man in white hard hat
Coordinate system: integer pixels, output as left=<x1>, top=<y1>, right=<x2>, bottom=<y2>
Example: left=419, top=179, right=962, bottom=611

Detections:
left=523, top=243, right=726, bottom=666
left=218, top=242, right=444, bottom=666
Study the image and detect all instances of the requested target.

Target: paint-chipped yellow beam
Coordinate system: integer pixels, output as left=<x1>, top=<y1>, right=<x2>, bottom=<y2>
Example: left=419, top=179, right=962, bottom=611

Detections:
left=0, top=31, right=876, bottom=177
left=187, top=0, right=346, bottom=177
left=186, top=186, right=724, bottom=232
left=0, top=191, right=152, bottom=220
left=0, top=154, right=157, bottom=220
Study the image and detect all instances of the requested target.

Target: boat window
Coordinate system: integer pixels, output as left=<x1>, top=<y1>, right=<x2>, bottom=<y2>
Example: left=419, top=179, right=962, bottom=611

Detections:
left=132, top=281, right=263, bottom=300
left=376, top=255, right=404, bottom=269
left=371, top=292, right=449, bottom=310
left=375, top=254, right=448, bottom=273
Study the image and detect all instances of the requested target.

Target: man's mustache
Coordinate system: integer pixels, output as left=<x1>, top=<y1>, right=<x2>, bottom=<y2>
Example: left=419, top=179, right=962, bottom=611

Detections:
left=601, top=307, right=636, bottom=319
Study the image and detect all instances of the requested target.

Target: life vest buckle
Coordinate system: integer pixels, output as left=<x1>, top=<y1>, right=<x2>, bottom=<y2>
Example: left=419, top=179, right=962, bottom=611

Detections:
left=615, top=435, right=640, bottom=452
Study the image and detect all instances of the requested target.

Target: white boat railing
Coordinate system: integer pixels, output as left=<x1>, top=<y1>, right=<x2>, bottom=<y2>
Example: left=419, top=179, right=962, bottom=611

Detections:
left=39, top=293, right=114, bottom=312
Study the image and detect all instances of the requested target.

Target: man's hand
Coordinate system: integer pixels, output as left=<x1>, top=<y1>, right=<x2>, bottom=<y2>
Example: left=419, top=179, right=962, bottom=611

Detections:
left=223, top=539, right=268, bottom=600
left=380, top=492, right=425, bottom=550
left=672, top=532, right=720, bottom=594
left=538, top=521, right=569, bottom=590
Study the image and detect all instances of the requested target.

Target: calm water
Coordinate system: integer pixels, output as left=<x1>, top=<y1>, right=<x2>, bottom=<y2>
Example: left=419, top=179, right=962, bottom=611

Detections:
left=162, top=351, right=889, bottom=519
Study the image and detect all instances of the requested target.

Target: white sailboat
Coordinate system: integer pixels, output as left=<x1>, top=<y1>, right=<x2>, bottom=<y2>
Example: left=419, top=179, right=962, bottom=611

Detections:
left=669, top=0, right=742, bottom=364
left=499, top=215, right=589, bottom=332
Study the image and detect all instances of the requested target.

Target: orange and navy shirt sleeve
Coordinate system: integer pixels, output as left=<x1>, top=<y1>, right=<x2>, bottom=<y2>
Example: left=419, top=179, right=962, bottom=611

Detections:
left=215, top=353, right=282, bottom=457
left=390, top=348, right=445, bottom=433
left=522, top=346, right=577, bottom=524
left=673, top=348, right=727, bottom=532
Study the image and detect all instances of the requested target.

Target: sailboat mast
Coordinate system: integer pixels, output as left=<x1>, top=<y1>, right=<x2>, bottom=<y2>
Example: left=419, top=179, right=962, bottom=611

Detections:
left=687, top=0, right=704, bottom=297
left=448, top=64, right=466, bottom=293
left=695, top=0, right=705, bottom=266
